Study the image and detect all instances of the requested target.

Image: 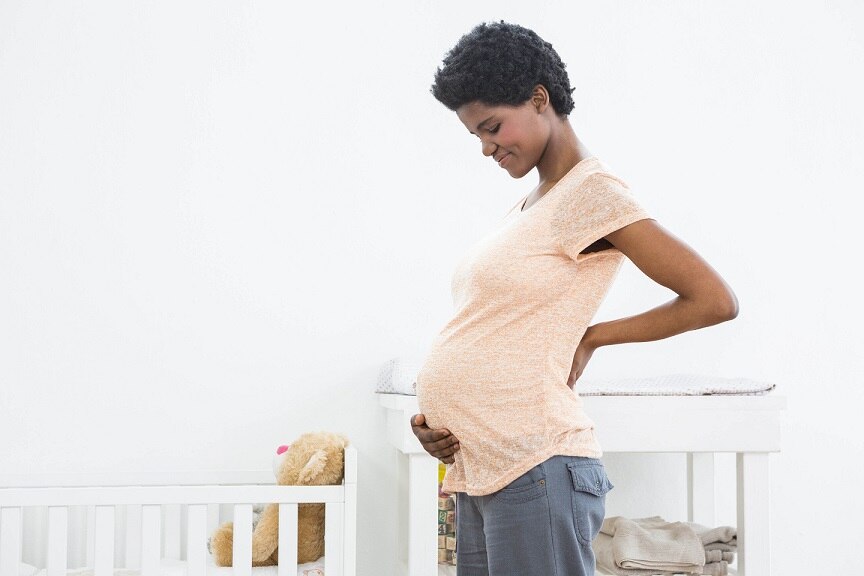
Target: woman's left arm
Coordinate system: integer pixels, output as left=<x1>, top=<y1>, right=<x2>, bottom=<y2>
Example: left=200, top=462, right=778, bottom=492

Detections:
left=584, top=218, right=739, bottom=350
left=568, top=219, right=737, bottom=386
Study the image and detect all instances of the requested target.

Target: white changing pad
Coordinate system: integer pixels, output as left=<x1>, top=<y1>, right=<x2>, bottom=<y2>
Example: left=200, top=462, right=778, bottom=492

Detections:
left=20, top=557, right=326, bottom=576
left=577, top=373, right=776, bottom=396
left=375, top=354, right=424, bottom=395
left=375, top=355, right=776, bottom=396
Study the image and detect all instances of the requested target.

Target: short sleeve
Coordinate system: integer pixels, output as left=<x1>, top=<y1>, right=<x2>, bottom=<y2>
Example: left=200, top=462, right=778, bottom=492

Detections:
left=552, top=172, right=652, bottom=260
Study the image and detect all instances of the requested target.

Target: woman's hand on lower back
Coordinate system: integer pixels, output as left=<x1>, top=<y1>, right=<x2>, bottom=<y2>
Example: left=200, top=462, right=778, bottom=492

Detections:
left=568, top=333, right=598, bottom=389
left=410, top=413, right=460, bottom=463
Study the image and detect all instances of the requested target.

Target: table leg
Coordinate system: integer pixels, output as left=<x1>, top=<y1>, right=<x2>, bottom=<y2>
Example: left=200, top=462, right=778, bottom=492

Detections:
left=408, top=453, right=439, bottom=576
left=736, top=452, right=770, bottom=576
left=687, top=452, right=716, bottom=526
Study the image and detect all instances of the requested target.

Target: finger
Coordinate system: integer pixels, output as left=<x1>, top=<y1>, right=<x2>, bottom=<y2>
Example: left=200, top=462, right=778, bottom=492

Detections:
left=433, top=448, right=459, bottom=461
left=440, top=444, right=459, bottom=463
left=416, top=425, right=454, bottom=442
left=410, top=413, right=426, bottom=427
left=420, top=432, right=454, bottom=449
left=428, top=437, right=460, bottom=457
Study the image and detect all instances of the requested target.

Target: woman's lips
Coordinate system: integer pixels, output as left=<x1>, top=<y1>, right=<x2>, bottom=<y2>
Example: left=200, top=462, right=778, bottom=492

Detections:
left=497, top=153, right=511, bottom=167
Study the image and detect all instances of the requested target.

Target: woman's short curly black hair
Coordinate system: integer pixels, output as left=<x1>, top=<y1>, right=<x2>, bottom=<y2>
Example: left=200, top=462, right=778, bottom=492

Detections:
left=431, top=21, right=575, bottom=115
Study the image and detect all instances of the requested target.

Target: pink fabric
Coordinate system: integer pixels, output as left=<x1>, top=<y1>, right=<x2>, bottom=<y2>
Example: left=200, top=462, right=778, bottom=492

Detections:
left=416, top=157, right=653, bottom=495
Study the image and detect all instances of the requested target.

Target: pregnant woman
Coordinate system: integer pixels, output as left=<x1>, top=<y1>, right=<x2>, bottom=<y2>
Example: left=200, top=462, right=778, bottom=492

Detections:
left=410, top=21, right=739, bottom=576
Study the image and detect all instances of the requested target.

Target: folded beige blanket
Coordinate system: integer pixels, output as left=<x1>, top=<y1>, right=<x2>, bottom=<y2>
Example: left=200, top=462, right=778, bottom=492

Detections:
left=593, top=516, right=737, bottom=576
left=705, top=550, right=735, bottom=563
left=594, top=532, right=683, bottom=576
left=684, top=521, right=738, bottom=548
left=600, top=516, right=704, bottom=573
left=702, top=561, right=730, bottom=576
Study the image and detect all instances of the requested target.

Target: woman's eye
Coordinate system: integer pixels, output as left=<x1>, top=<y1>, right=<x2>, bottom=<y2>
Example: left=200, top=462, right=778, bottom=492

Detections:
left=489, top=124, right=500, bottom=134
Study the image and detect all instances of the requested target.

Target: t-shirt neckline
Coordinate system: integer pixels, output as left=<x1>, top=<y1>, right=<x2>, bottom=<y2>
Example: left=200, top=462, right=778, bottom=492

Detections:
left=517, top=156, right=598, bottom=215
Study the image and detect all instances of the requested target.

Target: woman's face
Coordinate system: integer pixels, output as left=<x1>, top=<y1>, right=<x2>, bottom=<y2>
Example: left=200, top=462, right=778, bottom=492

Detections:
left=455, top=98, right=550, bottom=179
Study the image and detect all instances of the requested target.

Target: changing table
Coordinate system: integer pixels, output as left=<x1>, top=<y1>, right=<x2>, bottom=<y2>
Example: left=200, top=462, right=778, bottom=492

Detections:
left=379, top=390, right=786, bottom=576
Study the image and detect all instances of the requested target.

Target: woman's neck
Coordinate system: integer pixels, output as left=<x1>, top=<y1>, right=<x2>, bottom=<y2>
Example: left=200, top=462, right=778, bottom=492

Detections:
left=535, top=117, right=592, bottom=186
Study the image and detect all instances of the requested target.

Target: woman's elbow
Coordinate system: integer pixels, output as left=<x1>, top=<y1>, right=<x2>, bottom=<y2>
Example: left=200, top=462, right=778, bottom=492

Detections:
left=711, top=287, right=739, bottom=324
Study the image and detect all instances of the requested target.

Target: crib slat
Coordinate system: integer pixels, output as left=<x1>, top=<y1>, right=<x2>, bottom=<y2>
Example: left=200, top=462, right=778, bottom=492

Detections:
left=46, top=506, right=68, bottom=576
left=125, top=505, right=142, bottom=569
left=277, top=503, right=298, bottom=576
left=94, top=506, right=115, bottom=576
left=343, top=475, right=357, bottom=576
left=141, top=505, right=161, bottom=576
left=186, top=505, right=207, bottom=576
left=85, top=505, right=95, bottom=567
left=324, top=502, right=344, bottom=576
left=0, top=507, right=22, bottom=576
left=232, top=504, right=253, bottom=576
left=112, top=505, right=126, bottom=567
left=67, top=505, right=87, bottom=568
left=163, top=504, right=181, bottom=560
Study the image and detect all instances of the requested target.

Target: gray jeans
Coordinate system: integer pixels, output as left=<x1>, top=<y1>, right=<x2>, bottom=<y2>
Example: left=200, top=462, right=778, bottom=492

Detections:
left=455, top=455, right=613, bottom=576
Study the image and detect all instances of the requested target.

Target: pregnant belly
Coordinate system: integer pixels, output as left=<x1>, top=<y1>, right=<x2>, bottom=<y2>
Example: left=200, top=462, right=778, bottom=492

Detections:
left=415, top=362, right=450, bottom=429
left=414, top=346, right=477, bottom=431
left=416, top=338, right=542, bottom=433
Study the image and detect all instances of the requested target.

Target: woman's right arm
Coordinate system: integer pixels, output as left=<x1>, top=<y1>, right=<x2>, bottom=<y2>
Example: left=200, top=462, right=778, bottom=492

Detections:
left=410, top=413, right=461, bottom=463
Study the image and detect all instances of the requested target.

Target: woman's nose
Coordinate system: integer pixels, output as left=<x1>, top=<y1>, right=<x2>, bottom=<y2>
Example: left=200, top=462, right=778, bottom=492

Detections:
left=481, top=139, right=498, bottom=157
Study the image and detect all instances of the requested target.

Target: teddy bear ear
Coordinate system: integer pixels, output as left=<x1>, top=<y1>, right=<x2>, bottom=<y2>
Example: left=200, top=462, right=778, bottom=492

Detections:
left=297, top=449, right=329, bottom=485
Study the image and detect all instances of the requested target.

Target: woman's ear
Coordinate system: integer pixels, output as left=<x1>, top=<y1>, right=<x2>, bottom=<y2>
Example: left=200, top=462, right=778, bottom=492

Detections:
left=532, top=85, right=550, bottom=113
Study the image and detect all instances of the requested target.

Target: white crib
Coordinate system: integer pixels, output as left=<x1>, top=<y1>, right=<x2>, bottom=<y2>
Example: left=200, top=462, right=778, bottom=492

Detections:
left=0, top=446, right=357, bottom=576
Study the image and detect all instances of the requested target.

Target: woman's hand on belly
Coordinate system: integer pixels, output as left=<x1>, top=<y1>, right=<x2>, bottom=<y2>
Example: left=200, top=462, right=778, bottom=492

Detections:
left=410, top=413, right=461, bottom=464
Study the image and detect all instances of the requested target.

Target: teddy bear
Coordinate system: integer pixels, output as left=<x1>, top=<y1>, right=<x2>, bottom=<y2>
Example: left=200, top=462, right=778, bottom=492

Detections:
left=209, top=431, right=349, bottom=566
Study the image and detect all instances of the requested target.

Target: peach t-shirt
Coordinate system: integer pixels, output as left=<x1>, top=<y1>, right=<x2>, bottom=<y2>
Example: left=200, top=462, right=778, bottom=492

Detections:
left=415, top=157, right=653, bottom=496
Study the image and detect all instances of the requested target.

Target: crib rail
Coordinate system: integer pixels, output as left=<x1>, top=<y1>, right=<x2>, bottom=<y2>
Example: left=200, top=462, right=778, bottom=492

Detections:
left=0, top=485, right=344, bottom=507
left=0, top=446, right=358, bottom=576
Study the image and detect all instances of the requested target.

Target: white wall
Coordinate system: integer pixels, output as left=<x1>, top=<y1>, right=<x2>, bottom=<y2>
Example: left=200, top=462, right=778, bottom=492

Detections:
left=1, top=0, right=862, bottom=573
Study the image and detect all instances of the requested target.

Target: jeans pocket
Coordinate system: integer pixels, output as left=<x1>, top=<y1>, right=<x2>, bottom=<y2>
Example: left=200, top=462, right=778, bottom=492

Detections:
left=568, top=461, right=613, bottom=546
left=494, top=467, right=548, bottom=504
